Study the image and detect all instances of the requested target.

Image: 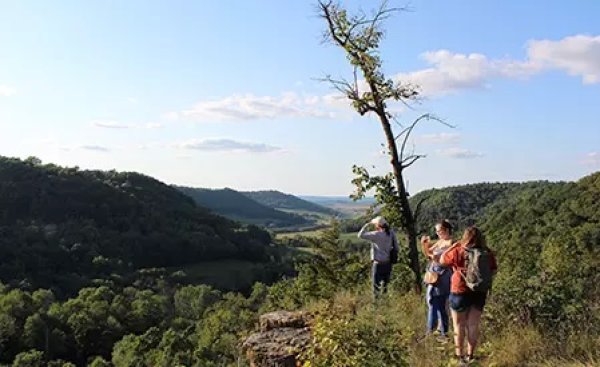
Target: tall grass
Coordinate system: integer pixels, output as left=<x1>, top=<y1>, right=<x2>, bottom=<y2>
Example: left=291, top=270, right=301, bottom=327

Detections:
left=300, top=287, right=599, bottom=366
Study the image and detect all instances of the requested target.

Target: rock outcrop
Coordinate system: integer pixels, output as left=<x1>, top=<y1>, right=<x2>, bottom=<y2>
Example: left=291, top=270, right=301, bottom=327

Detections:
left=242, top=311, right=312, bottom=367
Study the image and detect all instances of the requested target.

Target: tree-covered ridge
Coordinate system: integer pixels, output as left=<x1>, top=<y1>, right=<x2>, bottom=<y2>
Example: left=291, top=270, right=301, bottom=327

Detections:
left=0, top=156, right=274, bottom=297
left=410, top=181, right=560, bottom=234
left=0, top=159, right=597, bottom=365
left=407, top=176, right=600, bottom=333
left=0, top=281, right=268, bottom=366
left=434, top=173, right=598, bottom=359
left=243, top=190, right=338, bottom=216
left=478, top=172, right=600, bottom=332
left=175, top=186, right=308, bottom=228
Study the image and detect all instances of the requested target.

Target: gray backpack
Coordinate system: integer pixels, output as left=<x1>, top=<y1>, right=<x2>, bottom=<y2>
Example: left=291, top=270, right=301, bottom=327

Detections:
left=462, top=247, right=493, bottom=292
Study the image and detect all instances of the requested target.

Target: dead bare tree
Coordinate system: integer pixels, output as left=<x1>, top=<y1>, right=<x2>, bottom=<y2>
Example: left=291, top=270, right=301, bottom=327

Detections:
left=318, top=0, right=451, bottom=292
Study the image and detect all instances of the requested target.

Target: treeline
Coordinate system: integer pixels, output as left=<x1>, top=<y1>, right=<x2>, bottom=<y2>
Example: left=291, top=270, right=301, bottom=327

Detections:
left=243, top=190, right=338, bottom=216
left=410, top=181, right=569, bottom=234
left=175, top=186, right=308, bottom=228
left=337, top=182, right=536, bottom=234
left=479, top=173, right=600, bottom=334
left=0, top=157, right=275, bottom=297
left=0, top=280, right=267, bottom=366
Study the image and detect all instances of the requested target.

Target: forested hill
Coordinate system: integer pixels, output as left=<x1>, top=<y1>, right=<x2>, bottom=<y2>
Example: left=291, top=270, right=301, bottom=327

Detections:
left=244, top=172, right=600, bottom=366
left=406, top=173, right=600, bottom=336
left=475, top=172, right=600, bottom=336
left=0, top=156, right=273, bottom=296
left=410, top=181, right=560, bottom=233
left=243, top=190, right=338, bottom=216
left=175, top=186, right=308, bottom=228
left=0, top=161, right=596, bottom=366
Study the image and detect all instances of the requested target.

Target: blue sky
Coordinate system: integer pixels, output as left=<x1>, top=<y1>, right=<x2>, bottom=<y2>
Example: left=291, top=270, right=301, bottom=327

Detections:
left=1, top=1, right=599, bottom=195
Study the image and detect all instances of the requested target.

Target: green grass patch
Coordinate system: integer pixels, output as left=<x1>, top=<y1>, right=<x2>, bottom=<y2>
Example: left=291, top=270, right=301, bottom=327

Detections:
left=276, top=229, right=325, bottom=239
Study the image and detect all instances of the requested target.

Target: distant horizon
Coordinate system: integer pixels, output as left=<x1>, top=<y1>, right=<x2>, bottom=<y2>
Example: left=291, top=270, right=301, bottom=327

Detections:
left=3, top=154, right=593, bottom=199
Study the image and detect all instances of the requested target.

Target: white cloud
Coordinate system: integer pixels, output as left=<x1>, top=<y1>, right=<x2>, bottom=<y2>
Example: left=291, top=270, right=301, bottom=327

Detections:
left=80, top=145, right=110, bottom=152
left=438, top=147, right=483, bottom=159
left=138, top=142, right=165, bottom=150
left=175, top=138, right=282, bottom=153
left=176, top=93, right=338, bottom=121
left=583, top=152, right=600, bottom=166
left=415, top=132, right=461, bottom=145
left=397, top=50, right=539, bottom=96
left=92, top=120, right=164, bottom=129
left=162, top=111, right=180, bottom=121
left=92, top=120, right=130, bottom=129
left=396, top=34, right=600, bottom=96
left=322, top=92, right=351, bottom=109
left=144, top=123, right=164, bottom=129
left=0, top=85, right=16, bottom=97
left=159, top=35, right=599, bottom=124
left=303, top=95, right=320, bottom=105
left=527, top=35, right=600, bottom=84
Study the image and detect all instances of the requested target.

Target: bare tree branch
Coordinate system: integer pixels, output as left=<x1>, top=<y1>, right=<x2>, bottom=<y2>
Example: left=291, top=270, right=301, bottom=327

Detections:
left=316, top=75, right=378, bottom=115
left=364, top=1, right=407, bottom=45
left=395, top=113, right=455, bottom=164
left=401, top=154, right=425, bottom=169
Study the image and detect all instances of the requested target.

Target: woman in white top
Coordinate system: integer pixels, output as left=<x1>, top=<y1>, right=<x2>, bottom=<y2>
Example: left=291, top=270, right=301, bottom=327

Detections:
left=358, top=216, right=398, bottom=298
left=421, top=220, right=454, bottom=339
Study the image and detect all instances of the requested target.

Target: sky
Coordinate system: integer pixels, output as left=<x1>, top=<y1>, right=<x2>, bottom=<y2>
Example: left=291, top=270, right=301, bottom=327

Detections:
left=1, top=1, right=599, bottom=196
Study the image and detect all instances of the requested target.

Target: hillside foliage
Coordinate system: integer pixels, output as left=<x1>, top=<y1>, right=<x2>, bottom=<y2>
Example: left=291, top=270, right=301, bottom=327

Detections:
left=243, top=190, right=337, bottom=216
left=0, top=155, right=598, bottom=366
left=0, top=157, right=280, bottom=297
left=176, top=186, right=308, bottom=228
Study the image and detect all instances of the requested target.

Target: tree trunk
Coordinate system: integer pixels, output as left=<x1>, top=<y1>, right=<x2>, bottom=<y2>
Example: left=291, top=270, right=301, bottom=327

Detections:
left=377, top=106, right=422, bottom=293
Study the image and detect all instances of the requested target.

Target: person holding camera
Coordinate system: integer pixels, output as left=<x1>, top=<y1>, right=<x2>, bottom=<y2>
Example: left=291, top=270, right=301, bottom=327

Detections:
left=421, top=219, right=454, bottom=340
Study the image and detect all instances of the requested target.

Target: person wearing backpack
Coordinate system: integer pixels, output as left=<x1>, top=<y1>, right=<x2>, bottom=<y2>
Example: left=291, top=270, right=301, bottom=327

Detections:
left=440, top=226, right=497, bottom=364
left=358, top=216, right=399, bottom=298
left=421, top=220, right=454, bottom=340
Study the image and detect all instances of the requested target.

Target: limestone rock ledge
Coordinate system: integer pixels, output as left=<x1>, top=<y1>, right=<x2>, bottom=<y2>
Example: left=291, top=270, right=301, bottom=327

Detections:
left=242, top=311, right=312, bottom=367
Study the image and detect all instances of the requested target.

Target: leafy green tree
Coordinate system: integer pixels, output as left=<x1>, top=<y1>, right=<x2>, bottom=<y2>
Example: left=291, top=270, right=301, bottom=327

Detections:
left=317, top=1, right=451, bottom=291
left=23, top=313, right=48, bottom=353
left=50, top=287, right=123, bottom=363
left=194, top=293, right=255, bottom=364
left=47, top=360, right=76, bottom=367
left=298, top=223, right=368, bottom=298
left=174, top=285, right=221, bottom=321
left=12, top=349, right=44, bottom=367
left=128, top=290, right=169, bottom=334
left=0, top=312, right=17, bottom=359
left=112, top=327, right=161, bottom=367
left=88, top=356, right=111, bottom=367
left=150, top=328, right=194, bottom=367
